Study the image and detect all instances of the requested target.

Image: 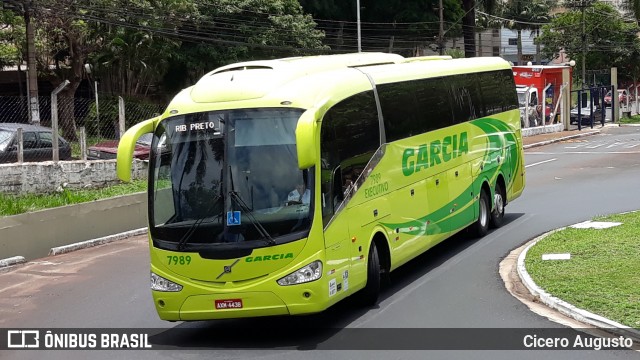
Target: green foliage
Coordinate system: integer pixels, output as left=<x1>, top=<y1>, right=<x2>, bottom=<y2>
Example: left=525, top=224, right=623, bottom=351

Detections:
left=0, top=180, right=148, bottom=217
left=81, top=97, right=164, bottom=138
left=538, top=2, right=640, bottom=83
left=0, top=10, right=25, bottom=68
left=526, top=211, right=640, bottom=327
left=444, top=48, right=464, bottom=58
left=300, top=0, right=464, bottom=54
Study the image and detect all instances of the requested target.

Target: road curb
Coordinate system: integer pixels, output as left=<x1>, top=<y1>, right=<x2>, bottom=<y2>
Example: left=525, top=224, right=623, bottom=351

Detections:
left=523, top=130, right=600, bottom=149
left=517, top=227, right=640, bottom=342
left=0, top=256, right=26, bottom=269
left=48, top=228, right=147, bottom=256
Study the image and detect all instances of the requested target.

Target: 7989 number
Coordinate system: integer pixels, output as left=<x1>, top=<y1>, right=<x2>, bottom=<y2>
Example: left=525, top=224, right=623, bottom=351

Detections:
left=167, top=255, right=191, bottom=265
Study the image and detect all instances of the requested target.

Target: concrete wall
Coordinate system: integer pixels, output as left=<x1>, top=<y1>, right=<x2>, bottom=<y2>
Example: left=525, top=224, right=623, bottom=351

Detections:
left=0, top=159, right=148, bottom=194
left=0, top=192, right=148, bottom=261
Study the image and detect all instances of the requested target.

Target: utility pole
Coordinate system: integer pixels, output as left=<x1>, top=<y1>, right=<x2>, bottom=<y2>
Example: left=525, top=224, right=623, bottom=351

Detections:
left=438, top=0, right=444, bottom=55
left=356, top=0, right=361, bottom=52
left=25, top=1, right=40, bottom=124
left=581, top=0, right=586, bottom=90
left=2, top=0, right=40, bottom=124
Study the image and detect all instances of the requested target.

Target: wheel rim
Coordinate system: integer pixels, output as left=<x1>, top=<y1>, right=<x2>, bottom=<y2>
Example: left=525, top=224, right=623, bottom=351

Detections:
left=480, top=197, right=488, bottom=227
left=494, top=192, right=504, bottom=215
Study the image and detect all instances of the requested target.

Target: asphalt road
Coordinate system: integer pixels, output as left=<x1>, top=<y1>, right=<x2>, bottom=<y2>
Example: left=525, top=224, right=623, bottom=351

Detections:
left=2, top=126, right=640, bottom=360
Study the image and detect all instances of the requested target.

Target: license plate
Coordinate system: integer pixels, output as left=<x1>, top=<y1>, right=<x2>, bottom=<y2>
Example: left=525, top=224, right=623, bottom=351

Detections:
left=215, top=299, right=243, bottom=310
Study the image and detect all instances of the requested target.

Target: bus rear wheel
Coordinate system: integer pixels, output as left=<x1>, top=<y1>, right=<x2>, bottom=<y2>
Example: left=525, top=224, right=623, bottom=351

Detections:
left=470, top=189, right=490, bottom=238
left=490, top=182, right=505, bottom=228
left=357, top=242, right=381, bottom=306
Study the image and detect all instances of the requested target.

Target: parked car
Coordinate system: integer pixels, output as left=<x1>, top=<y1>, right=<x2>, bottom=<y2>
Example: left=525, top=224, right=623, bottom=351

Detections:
left=604, top=89, right=628, bottom=107
left=570, top=106, right=604, bottom=125
left=0, top=123, right=72, bottom=163
left=87, top=133, right=153, bottom=160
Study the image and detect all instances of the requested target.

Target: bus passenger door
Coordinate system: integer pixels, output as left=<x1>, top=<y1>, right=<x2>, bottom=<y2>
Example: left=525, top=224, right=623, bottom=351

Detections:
left=321, top=166, right=352, bottom=299
left=323, top=211, right=352, bottom=299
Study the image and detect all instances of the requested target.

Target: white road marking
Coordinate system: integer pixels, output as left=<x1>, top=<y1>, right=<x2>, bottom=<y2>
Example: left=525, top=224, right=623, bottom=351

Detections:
left=605, top=142, right=622, bottom=148
left=564, top=144, right=587, bottom=149
left=585, top=143, right=606, bottom=149
left=525, top=158, right=557, bottom=168
left=624, top=143, right=640, bottom=148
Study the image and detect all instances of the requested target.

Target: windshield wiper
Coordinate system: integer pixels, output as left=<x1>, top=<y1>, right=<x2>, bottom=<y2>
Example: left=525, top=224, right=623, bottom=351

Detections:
left=228, top=166, right=276, bottom=246
left=176, top=196, right=223, bottom=251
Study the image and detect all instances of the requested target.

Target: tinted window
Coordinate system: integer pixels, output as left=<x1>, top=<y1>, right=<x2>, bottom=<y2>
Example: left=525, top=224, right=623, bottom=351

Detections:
left=379, top=69, right=518, bottom=135
left=23, top=132, right=38, bottom=149
left=379, top=78, right=454, bottom=142
left=447, top=75, right=478, bottom=124
left=378, top=81, right=422, bottom=141
left=39, top=132, right=53, bottom=148
left=418, top=78, right=454, bottom=130
left=476, top=70, right=518, bottom=116
left=321, top=91, right=379, bottom=225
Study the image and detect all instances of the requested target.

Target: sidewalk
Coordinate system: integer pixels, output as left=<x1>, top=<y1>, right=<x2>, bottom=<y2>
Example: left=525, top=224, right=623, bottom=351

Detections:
left=522, top=127, right=602, bottom=149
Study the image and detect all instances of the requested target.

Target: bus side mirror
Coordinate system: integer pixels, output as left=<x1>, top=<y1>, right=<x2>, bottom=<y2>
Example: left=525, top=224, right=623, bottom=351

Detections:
left=296, top=109, right=319, bottom=169
left=117, top=117, right=157, bottom=182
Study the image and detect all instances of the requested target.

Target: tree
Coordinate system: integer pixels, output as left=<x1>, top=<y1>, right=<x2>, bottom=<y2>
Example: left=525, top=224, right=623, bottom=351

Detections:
left=16, top=0, right=326, bottom=138
left=0, top=10, right=23, bottom=69
left=163, top=0, right=327, bottom=91
left=538, top=1, right=640, bottom=85
left=86, top=0, right=188, bottom=97
left=461, top=0, right=495, bottom=58
left=302, top=0, right=465, bottom=55
left=503, top=0, right=552, bottom=65
left=475, top=2, right=502, bottom=57
left=33, top=0, right=104, bottom=141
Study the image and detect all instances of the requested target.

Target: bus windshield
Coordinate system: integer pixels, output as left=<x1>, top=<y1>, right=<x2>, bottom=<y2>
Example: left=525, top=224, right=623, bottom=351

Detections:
left=149, top=108, right=313, bottom=249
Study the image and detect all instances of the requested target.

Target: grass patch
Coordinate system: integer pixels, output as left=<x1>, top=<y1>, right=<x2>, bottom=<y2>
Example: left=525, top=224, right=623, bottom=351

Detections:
left=525, top=211, right=640, bottom=327
left=0, top=180, right=147, bottom=216
left=619, top=114, right=640, bottom=124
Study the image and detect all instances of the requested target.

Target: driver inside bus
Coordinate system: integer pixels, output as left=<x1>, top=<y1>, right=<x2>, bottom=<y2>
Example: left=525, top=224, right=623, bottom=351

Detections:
left=287, top=182, right=310, bottom=205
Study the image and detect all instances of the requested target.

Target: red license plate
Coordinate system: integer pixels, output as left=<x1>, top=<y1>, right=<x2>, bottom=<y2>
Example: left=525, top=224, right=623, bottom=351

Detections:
left=215, top=299, right=243, bottom=309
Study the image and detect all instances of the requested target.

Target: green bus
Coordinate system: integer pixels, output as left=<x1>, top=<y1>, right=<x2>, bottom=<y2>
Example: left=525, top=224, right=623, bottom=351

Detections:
left=117, top=52, right=525, bottom=321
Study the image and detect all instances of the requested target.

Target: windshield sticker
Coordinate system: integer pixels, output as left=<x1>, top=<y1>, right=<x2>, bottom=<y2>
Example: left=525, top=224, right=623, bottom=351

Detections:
left=226, top=211, right=241, bottom=226
left=329, top=279, right=337, bottom=297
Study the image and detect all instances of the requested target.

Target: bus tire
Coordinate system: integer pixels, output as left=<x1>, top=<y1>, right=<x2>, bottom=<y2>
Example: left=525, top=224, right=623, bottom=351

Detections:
left=357, top=242, right=381, bottom=306
left=470, top=189, right=490, bottom=238
left=490, top=182, right=505, bottom=228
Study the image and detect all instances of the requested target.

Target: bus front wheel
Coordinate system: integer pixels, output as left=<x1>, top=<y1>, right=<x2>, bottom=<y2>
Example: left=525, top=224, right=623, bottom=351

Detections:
left=357, top=242, right=381, bottom=306
left=470, top=189, right=490, bottom=238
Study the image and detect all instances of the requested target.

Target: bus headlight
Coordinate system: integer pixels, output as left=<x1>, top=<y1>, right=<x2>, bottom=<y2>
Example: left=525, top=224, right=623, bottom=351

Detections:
left=151, top=272, right=183, bottom=292
left=277, top=260, right=322, bottom=286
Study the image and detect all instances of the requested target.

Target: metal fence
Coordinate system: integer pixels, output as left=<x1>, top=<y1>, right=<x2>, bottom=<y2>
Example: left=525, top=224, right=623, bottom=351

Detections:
left=0, top=93, right=164, bottom=163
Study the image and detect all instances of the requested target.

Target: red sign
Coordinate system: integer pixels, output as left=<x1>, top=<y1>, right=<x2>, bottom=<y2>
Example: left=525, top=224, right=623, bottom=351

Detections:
left=215, top=299, right=243, bottom=309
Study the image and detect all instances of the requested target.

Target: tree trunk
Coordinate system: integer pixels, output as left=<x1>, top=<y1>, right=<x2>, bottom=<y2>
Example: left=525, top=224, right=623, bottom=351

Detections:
left=478, top=32, right=483, bottom=57
left=462, top=0, right=476, bottom=58
left=58, top=83, right=80, bottom=142
left=54, top=36, right=84, bottom=142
